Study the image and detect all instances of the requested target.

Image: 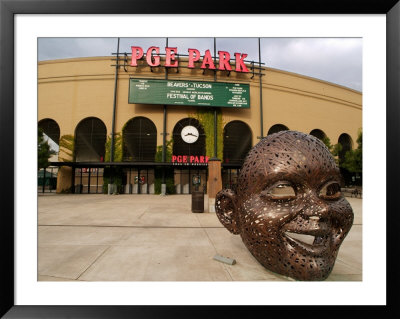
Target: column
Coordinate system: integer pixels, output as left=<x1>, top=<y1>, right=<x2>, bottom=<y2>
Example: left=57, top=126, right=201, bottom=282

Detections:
left=207, top=158, right=222, bottom=213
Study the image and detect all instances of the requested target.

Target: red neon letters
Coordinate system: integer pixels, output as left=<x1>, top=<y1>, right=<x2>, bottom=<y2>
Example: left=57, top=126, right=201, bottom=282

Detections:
left=130, top=46, right=144, bottom=67
left=130, top=46, right=249, bottom=73
left=172, top=155, right=210, bottom=164
left=146, top=46, right=160, bottom=67
left=165, top=47, right=178, bottom=67
left=235, top=52, right=249, bottom=72
left=217, top=51, right=232, bottom=71
left=200, top=50, right=215, bottom=70
left=188, top=48, right=200, bottom=68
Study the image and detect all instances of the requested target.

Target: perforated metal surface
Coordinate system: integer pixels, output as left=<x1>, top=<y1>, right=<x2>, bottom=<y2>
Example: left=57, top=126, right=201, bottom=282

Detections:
left=75, top=117, right=107, bottom=162
left=267, top=124, right=289, bottom=135
left=216, top=130, right=354, bottom=281
left=338, top=133, right=353, bottom=163
left=223, top=121, right=252, bottom=165
left=173, top=118, right=205, bottom=157
left=309, top=129, right=326, bottom=141
left=123, top=117, right=157, bottom=161
left=38, top=118, right=60, bottom=146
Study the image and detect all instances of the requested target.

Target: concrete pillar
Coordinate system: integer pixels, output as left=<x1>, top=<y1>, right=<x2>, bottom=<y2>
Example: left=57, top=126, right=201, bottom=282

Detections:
left=56, top=166, right=73, bottom=193
left=161, top=183, right=167, bottom=196
left=207, top=158, right=222, bottom=213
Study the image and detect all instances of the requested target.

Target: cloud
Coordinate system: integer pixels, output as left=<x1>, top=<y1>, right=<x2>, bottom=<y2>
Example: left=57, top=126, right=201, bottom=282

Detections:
left=38, top=38, right=117, bottom=60
left=260, top=38, right=362, bottom=91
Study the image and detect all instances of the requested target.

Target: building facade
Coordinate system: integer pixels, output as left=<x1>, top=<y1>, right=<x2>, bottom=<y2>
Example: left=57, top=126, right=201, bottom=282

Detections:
left=38, top=52, right=362, bottom=197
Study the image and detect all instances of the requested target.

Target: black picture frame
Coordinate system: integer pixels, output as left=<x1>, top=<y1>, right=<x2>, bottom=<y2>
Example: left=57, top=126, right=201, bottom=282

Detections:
left=1, top=0, right=399, bottom=317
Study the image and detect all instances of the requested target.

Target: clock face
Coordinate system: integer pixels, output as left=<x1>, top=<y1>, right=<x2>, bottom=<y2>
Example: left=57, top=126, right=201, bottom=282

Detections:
left=181, top=125, right=199, bottom=144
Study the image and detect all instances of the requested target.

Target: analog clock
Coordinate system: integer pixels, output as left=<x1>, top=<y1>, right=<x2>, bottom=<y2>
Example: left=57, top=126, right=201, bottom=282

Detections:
left=181, top=125, right=199, bottom=144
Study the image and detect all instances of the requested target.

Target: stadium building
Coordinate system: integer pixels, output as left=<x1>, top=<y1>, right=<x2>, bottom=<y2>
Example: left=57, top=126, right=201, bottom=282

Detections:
left=38, top=44, right=362, bottom=206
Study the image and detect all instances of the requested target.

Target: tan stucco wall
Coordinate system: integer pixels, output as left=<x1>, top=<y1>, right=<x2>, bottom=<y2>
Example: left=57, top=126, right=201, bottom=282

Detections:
left=38, top=56, right=362, bottom=158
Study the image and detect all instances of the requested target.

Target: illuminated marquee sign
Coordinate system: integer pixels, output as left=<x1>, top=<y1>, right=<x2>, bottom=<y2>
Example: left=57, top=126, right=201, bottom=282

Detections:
left=172, top=155, right=209, bottom=166
left=130, top=46, right=249, bottom=73
left=129, top=79, right=250, bottom=108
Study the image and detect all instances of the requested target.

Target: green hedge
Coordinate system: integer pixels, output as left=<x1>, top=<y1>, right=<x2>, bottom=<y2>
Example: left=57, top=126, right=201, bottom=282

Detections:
left=191, top=109, right=224, bottom=159
left=105, top=133, right=123, bottom=162
left=102, top=166, right=124, bottom=194
left=154, top=168, right=176, bottom=194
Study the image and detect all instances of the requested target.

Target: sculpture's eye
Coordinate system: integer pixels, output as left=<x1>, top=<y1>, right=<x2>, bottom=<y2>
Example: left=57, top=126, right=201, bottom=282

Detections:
left=319, top=181, right=341, bottom=200
left=262, top=181, right=296, bottom=201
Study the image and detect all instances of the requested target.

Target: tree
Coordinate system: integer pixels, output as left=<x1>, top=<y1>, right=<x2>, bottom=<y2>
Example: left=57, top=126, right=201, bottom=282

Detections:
left=342, top=129, right=362, bottom=173
left=155, top=139, right=173, bottom=162
left=321, top=136, right=342, bottom=165
left=38, top=128, right=56, bottom=170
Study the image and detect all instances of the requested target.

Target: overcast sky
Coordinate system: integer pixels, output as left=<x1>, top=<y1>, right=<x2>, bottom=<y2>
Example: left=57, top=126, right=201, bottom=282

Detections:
left=38, top=37, right=362, bottom=91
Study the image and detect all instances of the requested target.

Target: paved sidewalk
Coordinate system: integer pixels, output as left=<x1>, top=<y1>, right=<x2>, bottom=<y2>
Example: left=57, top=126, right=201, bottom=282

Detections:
left=38, top=194, right=362, bottom=281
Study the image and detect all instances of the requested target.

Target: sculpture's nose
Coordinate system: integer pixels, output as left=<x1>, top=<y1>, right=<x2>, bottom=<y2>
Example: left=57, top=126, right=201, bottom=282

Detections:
left=301, top=190, right=331, bottom=220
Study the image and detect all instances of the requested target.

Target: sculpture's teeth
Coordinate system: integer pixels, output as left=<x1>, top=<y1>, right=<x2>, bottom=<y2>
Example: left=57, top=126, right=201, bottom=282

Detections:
left=314, top=236, right=324, bottom=245
left=285, top=232, right=315, bottom=245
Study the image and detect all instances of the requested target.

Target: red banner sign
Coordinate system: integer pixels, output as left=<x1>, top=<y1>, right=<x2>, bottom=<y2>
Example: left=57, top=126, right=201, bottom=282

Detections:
left=131, top=46, right=249, bottom=73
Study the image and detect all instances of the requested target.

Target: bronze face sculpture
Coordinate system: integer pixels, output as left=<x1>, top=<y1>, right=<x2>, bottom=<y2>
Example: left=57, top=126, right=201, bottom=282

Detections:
left=215, top=131, right=354, bottom=281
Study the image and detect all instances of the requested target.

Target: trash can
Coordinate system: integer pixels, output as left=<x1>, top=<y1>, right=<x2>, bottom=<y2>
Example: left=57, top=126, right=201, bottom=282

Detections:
left=191, top=190, right=204, bottom=213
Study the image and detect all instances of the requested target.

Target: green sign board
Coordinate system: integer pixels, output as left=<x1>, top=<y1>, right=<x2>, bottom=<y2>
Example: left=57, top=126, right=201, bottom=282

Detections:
left=129, top=79, right=250, bottom=108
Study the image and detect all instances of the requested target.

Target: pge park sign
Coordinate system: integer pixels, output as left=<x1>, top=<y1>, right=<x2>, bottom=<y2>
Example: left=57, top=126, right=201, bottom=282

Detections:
left=172, top=155, right=210, bottom=166
left=130, top=46, right=250, bottom=73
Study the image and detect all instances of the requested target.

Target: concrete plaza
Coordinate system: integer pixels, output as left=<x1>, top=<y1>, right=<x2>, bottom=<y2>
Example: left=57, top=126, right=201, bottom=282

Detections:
left=38, top=194, right=362, bottom=281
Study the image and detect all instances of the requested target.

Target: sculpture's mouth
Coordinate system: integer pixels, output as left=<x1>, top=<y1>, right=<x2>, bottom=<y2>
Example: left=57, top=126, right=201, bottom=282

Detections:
left=285, top=232, right=317, bottom=245
left=284, top=231, right=330, bottom=256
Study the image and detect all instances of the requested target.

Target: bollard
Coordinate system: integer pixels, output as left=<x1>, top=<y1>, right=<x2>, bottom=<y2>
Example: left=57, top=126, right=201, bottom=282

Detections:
left=213, top=254, right=236, bottom=265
